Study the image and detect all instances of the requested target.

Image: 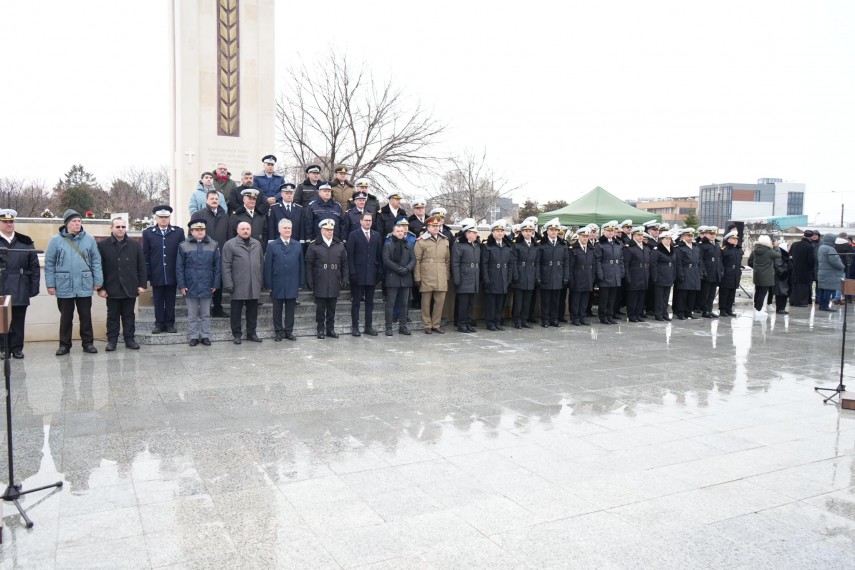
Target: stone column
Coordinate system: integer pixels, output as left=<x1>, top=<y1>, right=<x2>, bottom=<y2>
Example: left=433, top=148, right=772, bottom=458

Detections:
left=169, top=0, right=275, bottom=226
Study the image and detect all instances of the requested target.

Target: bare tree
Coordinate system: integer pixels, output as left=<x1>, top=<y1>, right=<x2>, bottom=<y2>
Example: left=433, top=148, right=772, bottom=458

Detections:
left=428, top=150, right=520, bottom=223
left=0, top=177, right=57, bottom=217
left=275, top=51, right=445, bottom=195
left=113, top=165, right=170, bottom=203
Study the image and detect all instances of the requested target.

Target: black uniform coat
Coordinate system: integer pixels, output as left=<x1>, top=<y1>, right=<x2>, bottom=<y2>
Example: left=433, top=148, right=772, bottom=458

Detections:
left=789, top=237, right=816, bottom=285
left=376, top=204, right=407, bottom=240
left=143, top=224, right=185, bottom=287
left=595, top=236, right=625, bottom=288
left=382, top=235, right=415, bottom=288
left=481, top=235, right=513, bottom=295
left=267, top=202, right=304, bottom=242
left=305, top=238, right=348, bottom=298
left=569, top=241, right=596, bottom=292
left=622, top=242, right=651, bottom=291
left=97, top=235, right=146, bottom=299
left=341, top=207, right=375, bottom=239
left=650, top=242, right=677, bottom=287
left=720, top=243, right=743, bottom=289
left=194, top=206, right=230, bottom=251
left=452, top=235, right=481, bottom=294
left=699, top=238, right=724, bottom=283
left=294, top=177, right=323, bottom=209
left=675, top=243, right=703, bottom=290
left=408, top=214, right=428, bottom=238
left=0, top=232, right=40, bottom=306
left=537, top=235, right=570, bottom=290
left=229, top=208, right=268, bottom=250
left=305, top=199, right=343, bottom=242
left=510, top=235, right=539, bottom=291
left=346, top=228, right=383, bottom=285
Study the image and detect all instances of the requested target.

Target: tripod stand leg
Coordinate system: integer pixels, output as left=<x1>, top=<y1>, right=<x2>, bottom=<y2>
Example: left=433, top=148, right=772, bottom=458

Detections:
left=17, top=481, right=63, bottom=496
left=10, top=498, right=33, bottom=528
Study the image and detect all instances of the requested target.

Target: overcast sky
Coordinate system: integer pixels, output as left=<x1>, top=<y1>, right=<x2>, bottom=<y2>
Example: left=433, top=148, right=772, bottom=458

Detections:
left=3, top=0, right=854, bottom=224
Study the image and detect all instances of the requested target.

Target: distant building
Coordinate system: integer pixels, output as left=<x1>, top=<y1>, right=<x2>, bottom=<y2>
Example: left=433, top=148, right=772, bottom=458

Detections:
left=635, top=197, right=698, bottom=225
left=698, top=178, right=805, bottom=229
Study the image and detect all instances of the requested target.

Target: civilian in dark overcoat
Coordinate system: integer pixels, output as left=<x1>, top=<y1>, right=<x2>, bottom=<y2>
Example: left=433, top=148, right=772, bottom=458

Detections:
left=568, top=228, right=595, bottom=326
left=537, top=219, right=570, bottom=327
left=770, top=236, right=793, bottom=314
left=481, top=222, right=513, bottom=331
left=264, top=217, right=304, bottom=341
left=510, top=221, right=539, bottom=329
left=650, top=234, right=676, bottom=321
left=0, top=209, right=40, bottom=358
left=788, top=231, right=816, bottom=306
left=305, top=219, right=348, bottom=338
left=98, top=217, right=147, bottom=350
left=222, top=223, right=264, bottom=343
left=346, top=212, right=383, bottom=336
left=718, top=230, right=743, bottom=317
left=622, top=227, right=651, bottom=322
left=142, top=205, right=185, bottom=333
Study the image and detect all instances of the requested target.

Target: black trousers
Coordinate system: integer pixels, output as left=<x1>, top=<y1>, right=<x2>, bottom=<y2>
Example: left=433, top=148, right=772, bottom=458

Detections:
left=272, top=298, right=296, bottom=334
left=529, top=286, right=539, bottom=321
left=654, top=285, right=672, bottom=317
left=484, top=293, right=505, bottom=326
left=754, top=286, right=770, bottom=311
left=790, top=283, right=811, bottom=306
left=152, top=284, right=177, bottom=328
left=645, top=281, right=656, bottom=313
left=106, top=297, right=137, bottom=341
left=315, top=296, right=337, bottom=332
left=699, top=281, right=719, bottom=312
left=718, top=287, right=736, bottom=313
left=212, top=288, right=225, bottom=313
left=456, top=293, right=475, bottom=327
left=570, top=290, right=589, bottom=321
left=57, top=297, right=93, bottom=348
left=230, top=299, right=258, bottom=336
left=626, top=290, right=646, bottom=318
left=598, top=286, right=618, bottom=321
left=540, top=289, right=560, bottom=324
left=765, top=289, right=788, bottom=312
left=558, top=285, right=569, bottom=320
left=673, top=288, right=697, bottom=317
left=386, top=287, right=411, bottom=327
left=512, top=288, right=533, bottom=324
left=2, top=305, right=28, bottom=353
left=350, top=284, right=375, bottom=328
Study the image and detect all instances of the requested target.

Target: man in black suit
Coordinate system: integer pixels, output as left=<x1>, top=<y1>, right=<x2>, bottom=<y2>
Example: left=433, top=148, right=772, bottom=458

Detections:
left=345, top=212, right=383, bottom=336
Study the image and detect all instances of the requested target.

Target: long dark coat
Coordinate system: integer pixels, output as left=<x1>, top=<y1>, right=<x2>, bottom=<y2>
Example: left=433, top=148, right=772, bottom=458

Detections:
left=773, top=247, right=793, bottom=296
left=537, top=235, right=570, bottom=290
left=698, top=238, right=724, bottom=283
left=267, top=202, right=304, bottom=242
left=376, top=204, right=407, bottom=240
left=0, top=232, right=40, bottom=306
left=481, top=235, right=513, bottom=295
left=623, top=242, right=651, bottom=291
left=452, top=236, right=481, bottom=294
left=294, top=177, right=323, bottom=209
left=193, top=206, right=230, bottom=251
left=305, top=238, right=348, bottom=298
left=346, top=228, right=382, bottom=285
left=510, top=236, right=539, bottom=291
left=595, top=237, right=624, bottom=288
left=97, top=236, right=146, bottom=299
left=142, top=224, right=185, bottom=287
left=650, top=242, right=677, bottom=287
left=675, top=243, right=703, bottom=290
left=264, top=238, right=304, bottom=299
left=720, top=243, right=743, bottom=289
left=382, top=236, right=415, bottom=288
left=569, top=241, right=596, bottom=292
left=789, top=238, right=815, bottom=285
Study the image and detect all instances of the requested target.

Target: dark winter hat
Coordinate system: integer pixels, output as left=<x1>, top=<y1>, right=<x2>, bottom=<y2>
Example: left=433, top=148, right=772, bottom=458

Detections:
left=803, top=230, right=814, bottom=237
left=63, top=209, right=82, bottom=224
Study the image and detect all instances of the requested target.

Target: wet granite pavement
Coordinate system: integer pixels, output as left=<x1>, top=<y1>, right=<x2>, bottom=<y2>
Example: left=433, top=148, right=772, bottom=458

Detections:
left=3, top=301, right=855, bottom=568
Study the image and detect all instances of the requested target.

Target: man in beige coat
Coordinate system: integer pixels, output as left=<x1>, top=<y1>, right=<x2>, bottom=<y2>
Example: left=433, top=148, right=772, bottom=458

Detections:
left=414, top=215, right=451, bottom=333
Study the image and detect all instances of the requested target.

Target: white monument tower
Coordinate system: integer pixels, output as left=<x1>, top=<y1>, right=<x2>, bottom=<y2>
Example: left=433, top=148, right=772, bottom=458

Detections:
left=169, top=0, right=275, bottom=226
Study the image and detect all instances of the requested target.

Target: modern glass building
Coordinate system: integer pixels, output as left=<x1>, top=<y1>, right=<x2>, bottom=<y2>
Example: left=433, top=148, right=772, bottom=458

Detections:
left=698, top=178, right=805, bottom=228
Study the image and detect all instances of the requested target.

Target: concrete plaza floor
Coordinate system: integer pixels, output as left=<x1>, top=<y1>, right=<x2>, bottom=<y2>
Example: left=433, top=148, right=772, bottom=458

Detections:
left=2, top=301, right=855, bottom=568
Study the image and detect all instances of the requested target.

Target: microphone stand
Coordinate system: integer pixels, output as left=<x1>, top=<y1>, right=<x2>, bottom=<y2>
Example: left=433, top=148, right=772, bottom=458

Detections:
left=815, top=252, right=855, bottom=404
left=0, top=246, right=62, bottom=535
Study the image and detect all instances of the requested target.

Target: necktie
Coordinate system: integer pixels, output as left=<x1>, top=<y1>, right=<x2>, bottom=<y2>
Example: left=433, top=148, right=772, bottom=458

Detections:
left=286, top=205, right=290, bottom=212
left=365, top=231, right=370, bottom=241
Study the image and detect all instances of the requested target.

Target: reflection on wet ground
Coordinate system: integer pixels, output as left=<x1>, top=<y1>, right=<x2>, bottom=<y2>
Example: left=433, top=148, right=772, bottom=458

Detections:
left=2, top=303, right=855, bottom=568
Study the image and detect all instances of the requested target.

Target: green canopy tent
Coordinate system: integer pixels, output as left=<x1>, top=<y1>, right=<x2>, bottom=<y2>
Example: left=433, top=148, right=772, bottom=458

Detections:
left=536, top=186, right=661, bottom=227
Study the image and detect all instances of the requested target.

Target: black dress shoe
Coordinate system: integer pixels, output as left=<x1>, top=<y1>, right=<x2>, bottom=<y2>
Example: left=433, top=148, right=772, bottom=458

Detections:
left=664, top=315, right=672, bottom=321
left=399, top=327, right=411, bottom=335
left=496, top=325, right=506, bottom=331
left=526, top=318, right=538, bottom=324
left=677, top=314, right=687, bottom=320
left=284, top=333, right=296, bottom=341
left=558, top=318, right=569, bottom=323
left=776, top=310, right=789, bottom=315
left=708, top=312, right=719, bottom=318
left=629, top=316, right=639, bottom=323
left=542, top=323, right=549, bottom=328
left=580, top=319, right=590, bottom=326
left=166, top=326, right=178, bottom=333
left=365, top=328, right=378, bottom=336
left=247, top=335, right=262, bottom=342
left=687, top=314, right=698, bottom=319
left=424, top=328, right=432, bottom=334
left=317, top=332, right=325, bottom=339
left=607, top=318, right=617, bottom=325
left=233, top=336, right=242, bottom=345
left=125, top=339, right=140, bottom=349
left=151, top=327, right=163, bottom=334
left=521, top=322, right=533, bottom=329
left=550, top=321, right=560, bottom=327
left=274, top=333, right=283, bottom=341
left=189, top=339, right=199, bottom=347
left=55, top=346, right=70, bottom=356
left=655, top=316, right=664, bottom=321
left=486, top=324, right=498, bottom=331
left=571, top=320, right=581, bottom=326
left=514, top=323, right=522, bottom=329
left=106, top=342, right=117, bottom=352
left=201, top=338, right=211, bottom=346
left=432, top=327, right=445, bottom=334
left=327, top=331, right=339, bottom=338
left=351, top=327, right=362, bottom=337
left=12, top=351, right=24, bottom=359
left=211, top=310, right=230, bottom=318
left=386, top=329, right=394, bottom=336
left=82, top=344, right=98, bottom=354
left=638, top=315, right=647, bottom=322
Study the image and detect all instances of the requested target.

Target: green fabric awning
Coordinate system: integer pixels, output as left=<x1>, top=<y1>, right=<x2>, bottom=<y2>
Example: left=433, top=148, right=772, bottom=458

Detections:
left=536, top=186, right=661, bottom=227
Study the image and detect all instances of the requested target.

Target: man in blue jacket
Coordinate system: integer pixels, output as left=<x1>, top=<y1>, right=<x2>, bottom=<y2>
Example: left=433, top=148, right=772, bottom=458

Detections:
left=142, top=205, right=185, bottom=334
left=264, top=218, right=304, bottom=341
left=45, top=209, right=103, bottom=355
left=253, top=154, right=284, bottom=210
left=177, top=218, right=221, bottom=346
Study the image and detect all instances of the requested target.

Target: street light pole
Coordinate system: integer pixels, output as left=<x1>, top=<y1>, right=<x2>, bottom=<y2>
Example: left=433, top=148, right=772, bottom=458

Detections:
left=842, top=202, right=845, bottom=228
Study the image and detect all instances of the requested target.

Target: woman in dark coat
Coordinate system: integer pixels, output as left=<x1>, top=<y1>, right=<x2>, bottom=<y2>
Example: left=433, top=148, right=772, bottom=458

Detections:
left=788, top=231, right=816, bottom=306
left=747, top=235, right=781, bottom=313
left=622, top=227, right=651, bottom=322
left=537, top=219, right=570, bottom=327
left=769, top=237, right=793, bottom=315
left=452, top=223, right=481, bottom=333
left=650, top=233, right=676, bottom=321
left=718, top=230, right=743, bottom=317
left=568, top=227, right=596, bottom=326
left=674, top=228, right=704, bottom=319
left=382, top=219, right=416, bottom=335
left=481, top=222, right=513, bottom=331
left=510, top=221, right=539, bottom=329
